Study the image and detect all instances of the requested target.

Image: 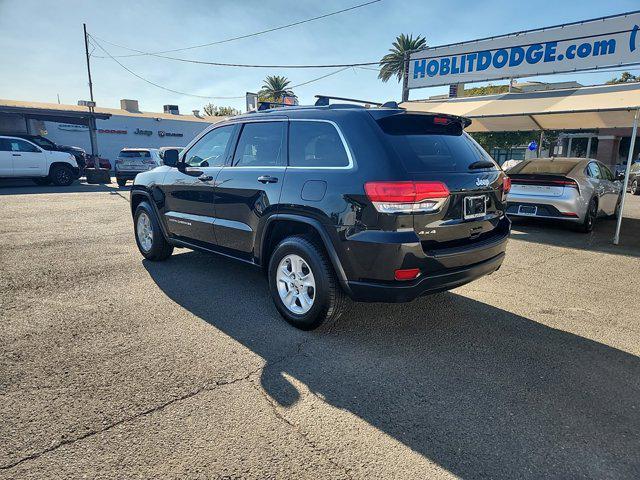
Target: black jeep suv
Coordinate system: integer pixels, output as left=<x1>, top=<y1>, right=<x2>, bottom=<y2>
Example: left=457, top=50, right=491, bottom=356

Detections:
left=130, top=102, right=510, bottom=329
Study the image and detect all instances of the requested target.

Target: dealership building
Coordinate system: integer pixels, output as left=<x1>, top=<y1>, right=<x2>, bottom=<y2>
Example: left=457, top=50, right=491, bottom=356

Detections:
left=0, top=98, right=227, bottom=166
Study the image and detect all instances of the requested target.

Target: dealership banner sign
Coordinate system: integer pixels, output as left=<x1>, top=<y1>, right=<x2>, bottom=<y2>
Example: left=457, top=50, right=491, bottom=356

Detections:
left=409, top=11, right=640, bottom=89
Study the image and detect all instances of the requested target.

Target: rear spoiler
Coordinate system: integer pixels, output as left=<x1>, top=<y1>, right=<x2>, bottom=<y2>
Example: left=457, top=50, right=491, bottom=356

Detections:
left=509, top=174, right=580, bottom=191
left=368, top=109, right=472, bottom=128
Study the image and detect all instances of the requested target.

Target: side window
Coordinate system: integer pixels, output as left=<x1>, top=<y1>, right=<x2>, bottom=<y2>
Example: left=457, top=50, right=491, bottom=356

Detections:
left=9, top=139, right=39, bottom=153
left=0, top=139, right=10, bottom=151
left=289, top=121, right=349, bottom=167
left=232, top=122, right=286, bottom=167
left=587, top=162, right=601, bottom=179
left=184, top=125, right=235, bottom=167
left=599, top=164, right=614, bottom=180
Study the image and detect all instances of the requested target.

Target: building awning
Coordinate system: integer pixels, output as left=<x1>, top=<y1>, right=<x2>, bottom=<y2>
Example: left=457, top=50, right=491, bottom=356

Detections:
left=0, top=102, right=111, bottom=126
left=401, top=83, right=640, bottom=132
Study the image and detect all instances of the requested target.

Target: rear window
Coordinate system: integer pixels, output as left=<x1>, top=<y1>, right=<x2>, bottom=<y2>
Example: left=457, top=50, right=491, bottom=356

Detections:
left=376, top=114, right=497, bottom=173
left=289, top=121, right=349, bottom=167
left=509, top=160, right=577, bottom=175
left=119, top=150, right=151, bottom=158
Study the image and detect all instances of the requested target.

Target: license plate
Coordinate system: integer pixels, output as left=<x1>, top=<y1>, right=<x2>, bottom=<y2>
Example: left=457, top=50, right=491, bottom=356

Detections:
left=463, top=195, right=487, bottom=220
left=518, top=205, right=537, bottom=216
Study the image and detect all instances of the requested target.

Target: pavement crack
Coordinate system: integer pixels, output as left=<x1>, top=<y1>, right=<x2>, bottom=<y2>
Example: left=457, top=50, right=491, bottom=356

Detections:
left=250, top=380, right=353, bottom=480
left=0, top=369, right=257, bottom=471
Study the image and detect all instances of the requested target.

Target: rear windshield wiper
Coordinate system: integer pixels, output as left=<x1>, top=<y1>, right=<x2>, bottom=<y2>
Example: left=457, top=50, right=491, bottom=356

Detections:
left=468, top=160, right=495, bottom=169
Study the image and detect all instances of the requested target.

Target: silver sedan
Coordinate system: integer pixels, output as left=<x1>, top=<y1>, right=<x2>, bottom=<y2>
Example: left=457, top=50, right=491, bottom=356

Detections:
left=505, top=158, right=623, bottom=232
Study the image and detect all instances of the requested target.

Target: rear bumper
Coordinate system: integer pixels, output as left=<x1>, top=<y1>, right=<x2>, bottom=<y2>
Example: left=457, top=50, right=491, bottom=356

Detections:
left=348, top=250, right=505, bottom=302
left=115, top=171, right=142, bottom=180
left=506, top=191, right=586, bottom=221
left=339, top=220, right=509, bottom=303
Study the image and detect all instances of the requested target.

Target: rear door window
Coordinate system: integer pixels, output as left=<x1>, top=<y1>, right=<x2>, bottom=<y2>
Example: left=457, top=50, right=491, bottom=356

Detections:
left=587, top=162, right=602, bottom=179
left=232, top=121, right=286, bottom=167
left=289, top=121, right=349, bottom=167
left=376, top=114, right=497, bottom=173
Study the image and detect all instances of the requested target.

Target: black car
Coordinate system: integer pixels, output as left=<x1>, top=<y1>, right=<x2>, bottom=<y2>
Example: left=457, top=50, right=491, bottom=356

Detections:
left=129, top=100, right=510, bottom=329
left=0, top=133, right=88, bottom=169
left=627, top=160, right=640, bottom=195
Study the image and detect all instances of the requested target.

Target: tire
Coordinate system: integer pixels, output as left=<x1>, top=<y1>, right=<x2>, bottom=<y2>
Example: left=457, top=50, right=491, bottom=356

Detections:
left=32, top=177, right=51, bottom=186
left=631, top=179, right=639, bottom=196
left=268, top=235, right=347, bottom=330
left=50, top=164, right=74, bottom=186
left=133, top=201, right=173, bottom=261
left=578, top=197, right=597, bottom=233
left=117, top=178, right=127, bottom=187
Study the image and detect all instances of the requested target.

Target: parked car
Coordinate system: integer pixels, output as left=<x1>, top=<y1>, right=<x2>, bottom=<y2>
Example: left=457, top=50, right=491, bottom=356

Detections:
left=115, top=148, right=161, bottom=186
left=158, top=146, right=183, bottom=163
left=614, top=158, right=639, bottom=179
left=627, top=160, right=640, bottom=195
left=83, top=155, right=112, bottom=171
left=129, top=102, right=511, bottom=329
left=0, top=135, right=79, bottom=185
left=0, top=132, right=87, bottom=169
left=505, top=158, right=622, bottom=232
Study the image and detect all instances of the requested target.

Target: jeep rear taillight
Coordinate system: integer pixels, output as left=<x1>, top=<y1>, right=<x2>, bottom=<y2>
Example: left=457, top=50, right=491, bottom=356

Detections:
left=364, top=181, right=450, bottom=214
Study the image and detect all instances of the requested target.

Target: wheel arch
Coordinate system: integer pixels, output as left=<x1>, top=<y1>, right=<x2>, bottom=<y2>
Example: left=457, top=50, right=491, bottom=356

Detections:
left=48, top=161, right=74, bottom=176
left=130, top=188, right=171, bottom=240
left=259, top=214, right=351, bottom=294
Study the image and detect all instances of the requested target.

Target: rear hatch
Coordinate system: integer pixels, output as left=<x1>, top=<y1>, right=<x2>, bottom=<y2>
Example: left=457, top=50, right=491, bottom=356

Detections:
left=116, top=150, right=157, bottom=171
left=372, top=112, right=509, bottom=256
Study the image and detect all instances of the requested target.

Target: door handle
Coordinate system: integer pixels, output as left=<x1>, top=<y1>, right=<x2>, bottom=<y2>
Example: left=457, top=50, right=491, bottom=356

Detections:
left=257, top=175, right=278, bottom=184
left=198, top=174, right=213, bottom=182
left=12, top=153, right=21, bottom=156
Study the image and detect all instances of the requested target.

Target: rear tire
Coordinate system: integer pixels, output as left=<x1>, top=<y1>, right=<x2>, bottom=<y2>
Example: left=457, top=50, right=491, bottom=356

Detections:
left=33, top=177, right=51, bottom=186
left=50, top=164, right=74, bottom=186
left=578, top=198, right=597, bottom=233
left=134, top=201, right=173, bottom=261
left=268, top=235, right=347, bottom=330
left=117, top=178, right=127, bottom=187
left=631, top=179, right=639, bottom=195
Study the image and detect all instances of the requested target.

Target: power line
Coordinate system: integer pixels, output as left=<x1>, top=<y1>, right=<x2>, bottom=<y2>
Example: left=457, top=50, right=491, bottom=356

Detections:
left=92, top=0, right=382, bottom=58
left=88, top=37, right=244, bottom=99
left=90, top=33, right=380, bottom=69
left=88, top=36, right=352, bottom=100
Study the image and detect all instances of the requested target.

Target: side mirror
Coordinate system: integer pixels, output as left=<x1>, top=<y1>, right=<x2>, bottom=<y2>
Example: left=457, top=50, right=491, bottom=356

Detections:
left=616, top=172, right=625, bottom=181
left=163, top=149, right=179, bottom=167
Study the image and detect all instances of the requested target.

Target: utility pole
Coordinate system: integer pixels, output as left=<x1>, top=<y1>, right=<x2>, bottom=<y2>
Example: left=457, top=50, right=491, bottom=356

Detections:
left=401, top=51, right=410, bottom=103
left=83, top=23, right=98, bottom=158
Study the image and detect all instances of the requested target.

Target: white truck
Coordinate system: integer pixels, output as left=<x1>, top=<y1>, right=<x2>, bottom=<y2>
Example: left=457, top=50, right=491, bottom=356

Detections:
left=0, top=135, right=79, bottom=186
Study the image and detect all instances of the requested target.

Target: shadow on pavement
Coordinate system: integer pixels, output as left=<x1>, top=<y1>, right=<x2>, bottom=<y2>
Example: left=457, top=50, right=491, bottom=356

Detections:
left=509, top=215, right=640, bottom=258
left=144, top=251, right=640, bottom=479
left=0, top=178, right=129, bottom=195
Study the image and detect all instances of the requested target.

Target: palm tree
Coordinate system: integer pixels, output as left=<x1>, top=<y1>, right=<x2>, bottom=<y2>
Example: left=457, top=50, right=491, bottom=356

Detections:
left=378, top=34, right=427, bottom=83
left=258, top=75, right=294, bottom=102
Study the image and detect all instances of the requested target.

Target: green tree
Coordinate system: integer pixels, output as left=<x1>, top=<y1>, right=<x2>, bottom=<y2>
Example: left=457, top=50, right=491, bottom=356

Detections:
left=202, top=103, right=240, bottom=116
left=463, top=84, right=511, bottom=96
left=606, top=72, right=640, bottom=84
left=258, top=75, right=294, bottom=102
left=378, top=34, right=427, bottom=83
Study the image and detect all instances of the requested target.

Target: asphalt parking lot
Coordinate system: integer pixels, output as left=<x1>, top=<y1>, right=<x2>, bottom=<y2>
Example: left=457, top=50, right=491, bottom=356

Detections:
left=1, top=179, right=639, bottom=479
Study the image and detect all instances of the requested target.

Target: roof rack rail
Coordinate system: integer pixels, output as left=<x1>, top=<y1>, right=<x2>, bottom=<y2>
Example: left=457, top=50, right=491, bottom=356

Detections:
left=257, top=101, right=292, bottom=111
left=314, top=95, right=382, bottom=107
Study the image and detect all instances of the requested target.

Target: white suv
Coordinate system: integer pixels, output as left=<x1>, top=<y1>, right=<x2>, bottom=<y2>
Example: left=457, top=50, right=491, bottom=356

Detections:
left=115, top=148, right=162, bottom=187
left=0, top=135, right=79, bottom=186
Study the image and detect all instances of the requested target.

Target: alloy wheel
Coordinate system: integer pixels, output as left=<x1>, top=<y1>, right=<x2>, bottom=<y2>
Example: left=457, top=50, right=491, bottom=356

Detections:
left=136, top=212, right=154, bottom=252
left=276, top=254, right=316, bottom=314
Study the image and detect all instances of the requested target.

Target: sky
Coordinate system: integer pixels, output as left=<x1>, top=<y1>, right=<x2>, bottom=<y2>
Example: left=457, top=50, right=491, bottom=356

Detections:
left=0, top=0, right=639, bottom=115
